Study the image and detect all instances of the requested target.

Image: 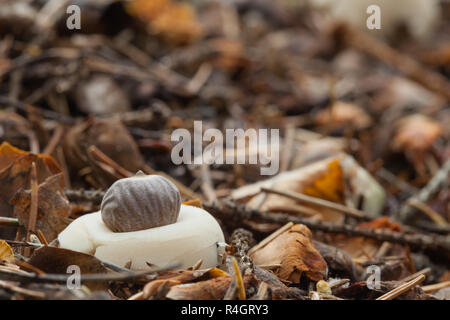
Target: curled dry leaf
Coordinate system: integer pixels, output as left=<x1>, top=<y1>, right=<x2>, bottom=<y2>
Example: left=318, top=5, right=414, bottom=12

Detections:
left=0, top=240, right=14, bottom=264
left=63, top=118, right=145, bottom=187
left=232, top=154, right=385, bottom=220
left=0, top=142, right=62, bottom=226
left=166, top=274, right=257, bottom=300
left=143, top=268, right=229, bottom=299
left=250, top=224, right=327, bottom=283
left=10, top=173, right=71, bottom=242
left=166, top=276, right=232, bottom=300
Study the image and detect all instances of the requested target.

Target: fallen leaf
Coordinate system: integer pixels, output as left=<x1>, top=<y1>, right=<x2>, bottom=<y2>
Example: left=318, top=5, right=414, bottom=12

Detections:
left=63, top=118, right=145, bottom=188
left=232, top=154, right=385, bottom=220
left=0, top=240, right=14, bottom=263
left=10, top=173, right=71, bottom=242
left=357, top=217, right=402, bottom=232
left=0, top=142, right=63, bottom=239
left=303, top=159, right=345, bottom=203
left=166, top=274, right=256, bottom=300
left=166, top=276, right=232, bottom=300
left=251, top=224, right=327, bottom=283
left=28, top=246, right=108, bottom=291
left=143, top=268, right=229, bottom=298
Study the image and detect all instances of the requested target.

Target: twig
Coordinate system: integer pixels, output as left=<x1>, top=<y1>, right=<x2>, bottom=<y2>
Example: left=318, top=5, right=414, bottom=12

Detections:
left=254, top=282, right=270, bottom=300
left=248, top=222, right=293, bottom=256
left=343, top=26, right=450, bottom=100
left=88, top=145, right=133, bottom=178
left=397, top=159, right=450, bottom=223
left=0, top=96, right=74, bottom=124
left=204, top=201, right=450, bottom=255
left=400, top=268, right=431, bottom=283
left=0, top=217, right=19, bottom=228
left=42, top=125, right=64, bottom=156
left=224, top=257, right=246, bottom=300
left=376, top=275, right=426, bottom=300
left=421, top=280, right=450, bottom=293
left=0, top=263, right=179, bottom=284
left=36, top=229, right=49, bottom=246
left=2, top=239, right=42, bottom=248
left=0, top=280, right=46, bottom=299
left=25, top=162, right=39, bottom=257
left=230, top=228, right=253, bottom=272
left=407, top=199, right=448, bottom=227
left=260, top=187, right=368, bottom=220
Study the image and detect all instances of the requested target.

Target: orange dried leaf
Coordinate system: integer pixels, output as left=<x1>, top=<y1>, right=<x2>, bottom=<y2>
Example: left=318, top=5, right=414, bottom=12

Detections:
left=250, top=224, right=327, bottom=282
left=127, top=0, right=202, bottom=45
left=303, top=159, right=344, bottom=203
left=0, top=240, right=14, bottom=263
left=357, top=217, right=402, bottom=232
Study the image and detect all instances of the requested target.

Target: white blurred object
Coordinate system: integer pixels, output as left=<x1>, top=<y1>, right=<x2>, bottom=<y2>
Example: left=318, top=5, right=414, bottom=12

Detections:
left=307, top=0, right=441, bottom=39
left=58, top=205, right=225, bottom=270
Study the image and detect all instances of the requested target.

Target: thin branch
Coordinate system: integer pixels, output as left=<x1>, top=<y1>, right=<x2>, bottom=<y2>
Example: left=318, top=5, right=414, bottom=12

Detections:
left=260, top=187, right=368, bottom=220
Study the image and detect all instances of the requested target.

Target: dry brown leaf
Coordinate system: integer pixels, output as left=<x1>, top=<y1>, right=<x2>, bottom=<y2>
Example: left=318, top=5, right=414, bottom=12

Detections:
left=143, top=267, right=229, bottom=299
left=0, top=240, right=14, bottom=264
left=28, top=246, right=108, bottom=291
left=10, top=173, right=71, bottom=242
left=63, top=118, right=145, bottom=188
left=232, top=154, right=385, bottom=220
left=251, top=224, right=327, bottom=283
left=0, top=142, right=63, bottom=237
left=166, top=276, right=232, bottom=300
